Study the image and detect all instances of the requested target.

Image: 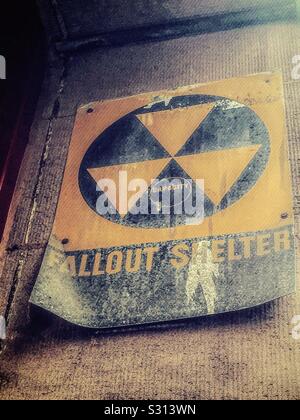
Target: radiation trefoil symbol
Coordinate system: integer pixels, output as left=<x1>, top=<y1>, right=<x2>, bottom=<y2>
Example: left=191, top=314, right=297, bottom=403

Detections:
left=79, top=94, right=270, bottom=229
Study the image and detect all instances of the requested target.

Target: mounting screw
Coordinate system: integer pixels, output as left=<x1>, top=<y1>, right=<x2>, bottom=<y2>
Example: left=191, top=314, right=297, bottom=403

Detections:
left=281, top=213, right=289, bottom=220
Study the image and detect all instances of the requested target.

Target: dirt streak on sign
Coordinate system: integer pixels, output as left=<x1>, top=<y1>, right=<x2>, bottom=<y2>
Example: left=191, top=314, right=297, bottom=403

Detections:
left=31, top=73, right=296, bottom=329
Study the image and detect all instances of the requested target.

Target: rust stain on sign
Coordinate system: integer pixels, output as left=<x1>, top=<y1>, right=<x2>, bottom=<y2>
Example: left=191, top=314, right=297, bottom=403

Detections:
left=30, top=72, right=296, bottom=328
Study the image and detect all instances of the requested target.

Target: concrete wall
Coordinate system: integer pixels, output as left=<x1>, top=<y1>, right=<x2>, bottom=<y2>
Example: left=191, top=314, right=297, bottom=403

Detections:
left=38, top=0, right=297, bottom=40
left=0, top=0, right=300, bottom=400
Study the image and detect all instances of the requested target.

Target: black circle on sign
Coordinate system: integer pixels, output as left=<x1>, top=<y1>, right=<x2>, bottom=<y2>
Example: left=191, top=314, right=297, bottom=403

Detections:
left=79, top=94, right=270, bottom=229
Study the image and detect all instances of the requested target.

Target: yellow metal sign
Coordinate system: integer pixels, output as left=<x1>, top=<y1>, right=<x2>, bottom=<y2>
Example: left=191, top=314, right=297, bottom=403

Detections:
left=31, top=72, right=296, bottom=328
left=54, top=72, right=293, bottom=248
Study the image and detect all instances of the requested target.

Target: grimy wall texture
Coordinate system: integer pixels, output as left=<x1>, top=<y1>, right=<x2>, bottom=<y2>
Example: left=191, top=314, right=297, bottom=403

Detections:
left=1, top=0, right=300, bottom=399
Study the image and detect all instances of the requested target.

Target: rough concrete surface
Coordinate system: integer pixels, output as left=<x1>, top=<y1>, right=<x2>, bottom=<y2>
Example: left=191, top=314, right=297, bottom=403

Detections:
left=0, top=7, right=300, bottom=400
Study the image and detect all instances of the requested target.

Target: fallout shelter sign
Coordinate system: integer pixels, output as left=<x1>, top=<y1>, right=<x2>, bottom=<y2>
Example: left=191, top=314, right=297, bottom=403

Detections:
left=31, top=73, right=296, bottom=328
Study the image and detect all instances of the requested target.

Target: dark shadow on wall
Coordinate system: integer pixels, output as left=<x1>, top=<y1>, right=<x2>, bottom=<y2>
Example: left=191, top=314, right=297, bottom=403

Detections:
left=0, top=1, right=46, bottom=240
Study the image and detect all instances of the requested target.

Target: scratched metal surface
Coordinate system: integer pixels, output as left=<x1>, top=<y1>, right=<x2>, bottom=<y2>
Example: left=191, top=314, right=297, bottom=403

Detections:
left=31, top=230, right=296, bottom=329
left=0, top=4, right=300, bottom=400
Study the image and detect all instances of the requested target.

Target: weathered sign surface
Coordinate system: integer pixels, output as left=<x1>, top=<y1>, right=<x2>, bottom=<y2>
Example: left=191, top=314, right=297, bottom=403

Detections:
left=30, top=73, right=296, bottom=328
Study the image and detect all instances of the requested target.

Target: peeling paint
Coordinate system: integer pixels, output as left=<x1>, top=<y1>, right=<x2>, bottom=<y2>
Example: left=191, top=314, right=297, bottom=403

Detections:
left=187, top=241, right=219, bottom=314
left=144, top=95, right=173, bottom=110
left=30, top=236, right=94, bottom=324
left=216, top=99, right=246, bottom=110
